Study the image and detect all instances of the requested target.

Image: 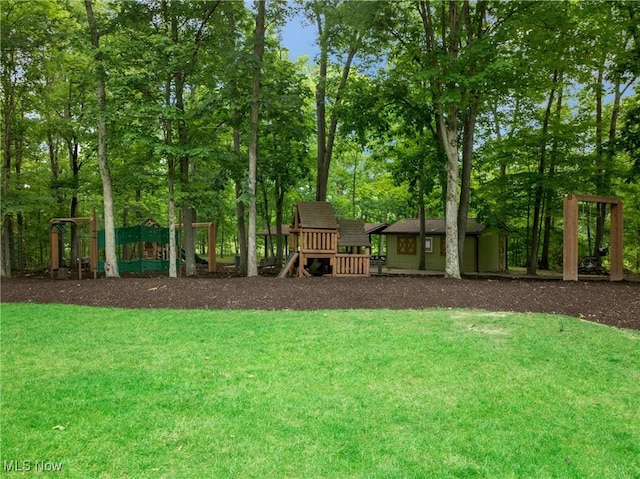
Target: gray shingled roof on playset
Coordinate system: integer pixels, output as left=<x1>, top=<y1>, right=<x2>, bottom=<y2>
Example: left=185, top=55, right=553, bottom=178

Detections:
left=337, top=219, right=371, bottom=247
left=294, top=201, right=339, bottom=230
left=382, top=218, right=486, bottom=235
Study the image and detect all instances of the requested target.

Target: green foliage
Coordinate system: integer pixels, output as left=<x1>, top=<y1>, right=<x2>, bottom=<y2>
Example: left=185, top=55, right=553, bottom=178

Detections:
left=621, top=99, right=640, bottom=178
left=259, top=50, right=313, bottom=190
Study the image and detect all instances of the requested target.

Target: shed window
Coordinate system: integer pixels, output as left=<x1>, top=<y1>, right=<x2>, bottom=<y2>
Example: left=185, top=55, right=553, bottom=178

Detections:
left=397, top=236, right=417, bottom=255
left=424, top=237, right=433, bottom=253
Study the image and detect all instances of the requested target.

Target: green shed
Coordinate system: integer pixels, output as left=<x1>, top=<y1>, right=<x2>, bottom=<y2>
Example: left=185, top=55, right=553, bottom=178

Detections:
left=381, top=218, right=506, bottom=273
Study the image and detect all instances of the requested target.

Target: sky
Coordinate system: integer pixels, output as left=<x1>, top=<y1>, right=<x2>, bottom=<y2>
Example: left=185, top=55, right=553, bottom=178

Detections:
left=279, top=11, right=318, bottom=62
left=243, top=0, right=318, bottom=62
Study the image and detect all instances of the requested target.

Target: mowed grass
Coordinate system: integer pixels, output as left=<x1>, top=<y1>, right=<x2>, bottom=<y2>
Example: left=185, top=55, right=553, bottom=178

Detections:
left=1, top=304, right=639, bottom=478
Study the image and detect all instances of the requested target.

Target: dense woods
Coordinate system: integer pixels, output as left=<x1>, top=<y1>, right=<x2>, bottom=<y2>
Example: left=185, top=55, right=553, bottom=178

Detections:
left=1, top=0, right=638, bottom=278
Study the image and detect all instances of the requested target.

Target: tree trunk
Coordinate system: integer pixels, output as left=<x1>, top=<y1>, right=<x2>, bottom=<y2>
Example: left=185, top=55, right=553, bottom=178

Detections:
left=164, top=74, right=178, bottom=278
left=85, top=0, right=119, bottom=277
left=318, top=45, right=357, bottom=201
left=179, top=145, right=197, bottom=277
left=457, top=97, right=478, bottom=274
left=527, top=70, right=558, bottom=276
left=12, top=123, right=24, bottom=270
left=176, top=94, right=194, bottom=276
left=260, top=176, right=274, bottom=259
left=540, top=176, right=553, bottom=270
left=540, top=75, right=563, bottom=270
left=419, top=0, right=461, bottom=279
left=315, top=13, right=328, bottom=202
left=247, top=0, right=265, bottom=277
left=539, top=169, right=554, bottom=270
left=65, top=84, right=81, bottom=269
left=180, top=165, right=197, bottom=277
left=418, top=179, right=426, bottom=271
left=68, top=137, right=80, bottom=268
left=594, top=76, right=622, bottom=261
left=47, top=132, right=66, bottom=267
left=235, top=181, right=248, bottom=275
left=275, top=181, right=285, bottom=272
left=182, top=204, right=196, bottom=276
left=168, top=168, right=177, bottom=278
left=456, top=0, right=486, bottom=274
left=2, top=217, right=12, bottom=278
left=442, top=118, right=461, bottom=279
left=593, top=65, right=606, bottom=261
left=1, top=60, right=14, bottom=277
left=232, top=108, right=248, bottom=275
left=314, top=9, right=359, bottom=202
left=166, top=8, right=196, bottom=278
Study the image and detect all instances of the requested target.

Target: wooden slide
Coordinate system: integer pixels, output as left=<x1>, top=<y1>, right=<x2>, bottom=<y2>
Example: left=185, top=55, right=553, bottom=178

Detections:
left=277, top=252, right=299, bottom=278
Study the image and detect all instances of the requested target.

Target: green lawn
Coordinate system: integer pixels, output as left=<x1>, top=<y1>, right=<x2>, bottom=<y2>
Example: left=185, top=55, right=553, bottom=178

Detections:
left=1, top=304, right=639, bottom=478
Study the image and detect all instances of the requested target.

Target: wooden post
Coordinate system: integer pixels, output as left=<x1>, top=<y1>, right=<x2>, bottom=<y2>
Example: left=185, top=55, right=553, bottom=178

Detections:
left=50, top=228, right=59, bottom=278
left=366, top=247, right=371, bottom=276
left=90, top=210, right=98, bottom=279
left=208, top=222, right=216, bottom=273
left=563, top=194, right=579, bottom=281
left=298, top=252, right=305, bottom=277
left=610, top=200, right=624, bottom=281
left=377, top=235, right=383, bottom=276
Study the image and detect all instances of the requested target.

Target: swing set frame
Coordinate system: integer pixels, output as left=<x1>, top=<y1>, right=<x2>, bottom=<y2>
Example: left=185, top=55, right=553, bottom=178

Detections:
left=49, top=212, right=98, bottom=279
left=563, top=194, right=623, bottom=281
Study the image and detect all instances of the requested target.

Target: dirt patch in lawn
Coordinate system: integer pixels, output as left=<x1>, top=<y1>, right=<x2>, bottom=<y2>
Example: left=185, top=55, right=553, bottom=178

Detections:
left=2, top=274, right=639, bottom=330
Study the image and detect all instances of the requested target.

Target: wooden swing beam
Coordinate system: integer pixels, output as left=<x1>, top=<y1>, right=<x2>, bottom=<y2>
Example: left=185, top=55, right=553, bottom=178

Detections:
left=563, top=194, right=623, bottom=281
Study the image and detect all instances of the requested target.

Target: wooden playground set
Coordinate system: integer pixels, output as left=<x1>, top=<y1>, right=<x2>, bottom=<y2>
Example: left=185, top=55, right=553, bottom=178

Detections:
left=49, top=211, right=215, bottom=279
left=278, top=202, right=372, bottom=278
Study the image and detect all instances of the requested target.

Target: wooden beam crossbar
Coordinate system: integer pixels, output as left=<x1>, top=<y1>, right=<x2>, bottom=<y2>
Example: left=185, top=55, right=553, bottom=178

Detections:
left=570, top=195, right=622, bottom=205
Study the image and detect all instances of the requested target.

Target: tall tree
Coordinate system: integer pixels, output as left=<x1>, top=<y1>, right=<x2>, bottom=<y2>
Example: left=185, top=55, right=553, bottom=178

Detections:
left=259, top=52, right=312, bottom=269
left=247, top=0, right=266, bottom=277
left=113, top=0, right=237, bottom=277
left=304, top=0, right=385, bottom=202
left=312, top=1, right=355, bottom=202
left=586, top=1, right=637, bottom=263
left=1, top=0, right=65, bottom=276
left=214, top=3, right=252, bottom=275
left=415, top=0, right=463, bottom=278
left=84, top=0, right=118, bottom=277
left=527, top=70, right=561, bottom=275
left=163, top=0, right=222, bottom=277
left=540, top=73, right=564, bottom=271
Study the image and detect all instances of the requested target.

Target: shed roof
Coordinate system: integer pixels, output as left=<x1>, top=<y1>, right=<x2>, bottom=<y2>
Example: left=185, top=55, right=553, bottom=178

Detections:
left=382, top=218, right=486, bottom=235
left=338, top=220, right=371, bottom=247
left=294, top=201, right=338, bottom=230
left=364, top=222, right=388, bottom=235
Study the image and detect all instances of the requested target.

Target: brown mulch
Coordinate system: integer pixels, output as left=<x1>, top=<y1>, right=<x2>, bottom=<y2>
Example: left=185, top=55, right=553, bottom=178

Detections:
left=2, top=274, right=639, bottom=330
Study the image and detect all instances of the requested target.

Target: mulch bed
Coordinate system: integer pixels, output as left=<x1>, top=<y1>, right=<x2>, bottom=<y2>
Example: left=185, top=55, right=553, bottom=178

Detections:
left=2, top=274, right=639, bottom=330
